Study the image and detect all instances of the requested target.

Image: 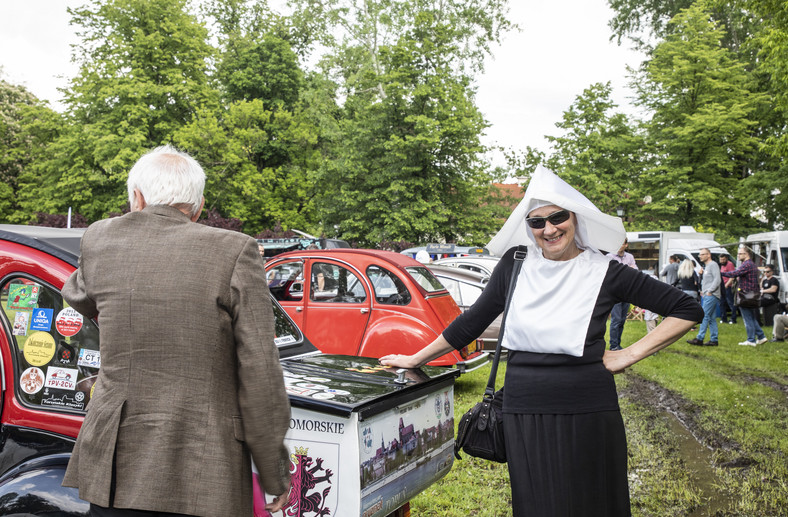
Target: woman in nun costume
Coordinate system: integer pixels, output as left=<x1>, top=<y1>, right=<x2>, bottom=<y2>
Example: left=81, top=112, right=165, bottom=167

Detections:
left=381, top=167, right=702, bottom=516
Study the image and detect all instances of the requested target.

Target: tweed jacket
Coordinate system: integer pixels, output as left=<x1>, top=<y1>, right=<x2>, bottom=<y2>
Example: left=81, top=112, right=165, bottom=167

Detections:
left=61, top=205, right=291, bottom=516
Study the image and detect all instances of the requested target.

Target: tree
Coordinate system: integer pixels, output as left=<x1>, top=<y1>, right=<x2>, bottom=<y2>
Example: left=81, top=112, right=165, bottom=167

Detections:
left=172, top=0, right=325, bottom=235
left=14, top=0, right=218, bottom=223
left=174, top=98, right=323, bottom=235
left=608, top=0, right=786, bottom=230
left=544, top=82, right=645, bottom=222
left=0, top=79, right=40, bottom=221
left=744, top=0, right=788, bottom=228
left=632, top=3, right=766, bottom=233
left=288, top=0, right=515, bottom=245
left=608, top=0, right=757, bottom=54
left=312, top=10, right=509, bottom=245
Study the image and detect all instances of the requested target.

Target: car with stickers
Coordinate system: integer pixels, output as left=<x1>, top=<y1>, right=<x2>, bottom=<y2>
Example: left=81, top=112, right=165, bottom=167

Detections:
left=264, top=248, right=489, bottom=372
left=0, top=224, right=458, bottom=517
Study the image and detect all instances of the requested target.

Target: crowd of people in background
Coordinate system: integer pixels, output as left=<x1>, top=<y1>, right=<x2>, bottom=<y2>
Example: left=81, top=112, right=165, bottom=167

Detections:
left=607, top=245, right=784, bottom=349
left=616, top=246, right=785, bottom=349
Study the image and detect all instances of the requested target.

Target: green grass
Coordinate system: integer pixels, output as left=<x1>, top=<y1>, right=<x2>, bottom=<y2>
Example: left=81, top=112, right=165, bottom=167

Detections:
left=410, top=362, right=511, bottom=517
left=411, top=318, right=788, bottom=516
left=625, top=318, right=788, bottom=516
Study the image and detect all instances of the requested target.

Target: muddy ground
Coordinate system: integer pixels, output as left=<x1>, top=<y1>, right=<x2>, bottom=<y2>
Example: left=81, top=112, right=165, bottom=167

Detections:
left=618, top=373, right=751, bottom=466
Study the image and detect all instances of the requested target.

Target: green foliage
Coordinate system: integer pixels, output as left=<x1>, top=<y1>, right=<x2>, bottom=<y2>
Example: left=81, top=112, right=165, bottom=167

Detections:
left=608, top=0, right=758, bottom=54
left=288, top=1, right=515, bottom=246
left=544, top=82, right=645, bottom=220
left=16, top=0, right=219, bottom=222
left=745, top=0, right=788, bottom=227
left=174, top=98, right=322, bottom=235
left=218, top=33, right=304, bottom=108
left=632, top=3, right=767, bottom=234
left=0, top=80, right=40, bottom=222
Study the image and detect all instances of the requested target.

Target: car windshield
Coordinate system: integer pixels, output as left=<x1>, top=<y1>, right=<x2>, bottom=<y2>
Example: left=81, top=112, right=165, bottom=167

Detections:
left=405, top=266, right=446, bottom=293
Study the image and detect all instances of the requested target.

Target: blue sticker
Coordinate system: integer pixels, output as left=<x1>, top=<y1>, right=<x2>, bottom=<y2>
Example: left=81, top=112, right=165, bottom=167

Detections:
left=30, top=308, right=54, bottom=331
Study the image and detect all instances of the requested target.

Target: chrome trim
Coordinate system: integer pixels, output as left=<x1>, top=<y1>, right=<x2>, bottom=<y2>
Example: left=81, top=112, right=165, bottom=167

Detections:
left=454, top=352, right=491, bottom=374
left=424, top=292, right=451, bottom=300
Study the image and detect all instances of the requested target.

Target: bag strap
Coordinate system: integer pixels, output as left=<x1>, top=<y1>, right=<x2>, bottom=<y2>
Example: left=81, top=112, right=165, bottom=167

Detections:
left=483, top=246, right=527, bottom=400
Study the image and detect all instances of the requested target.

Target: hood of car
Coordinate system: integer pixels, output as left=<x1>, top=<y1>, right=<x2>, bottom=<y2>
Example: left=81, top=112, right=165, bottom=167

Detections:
left=280, top=354, right=458, bottom=419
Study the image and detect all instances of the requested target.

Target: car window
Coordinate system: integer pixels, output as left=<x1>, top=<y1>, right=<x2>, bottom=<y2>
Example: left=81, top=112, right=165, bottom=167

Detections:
left=310, top=262, right=367, bottom=303
left=458, top=264, right=484, bottom=275
left=435, top=276, right=461, bottom=304
left=404, top=266, right=446, bottom=293
left=272, top=298, right=303, bottom=347
left=267, top=261, right=304, bottom=301
left=459, top=282, right=483, bottom=306
left=367, top=265, right=412, bottom=305
left=1, top=277, right=100, bottom=413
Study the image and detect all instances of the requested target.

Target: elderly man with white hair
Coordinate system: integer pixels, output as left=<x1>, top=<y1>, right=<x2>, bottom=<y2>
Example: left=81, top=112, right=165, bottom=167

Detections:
left=61, top=145, right=291, bottom=517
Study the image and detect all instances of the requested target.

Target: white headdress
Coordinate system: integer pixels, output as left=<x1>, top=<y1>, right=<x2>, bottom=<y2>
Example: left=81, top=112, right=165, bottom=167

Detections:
left=487, top=166, right=625, bottom=256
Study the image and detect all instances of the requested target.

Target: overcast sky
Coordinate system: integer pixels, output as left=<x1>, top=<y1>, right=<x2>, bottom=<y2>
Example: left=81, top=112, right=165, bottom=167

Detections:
left=0, top=0, right=644, bottom=165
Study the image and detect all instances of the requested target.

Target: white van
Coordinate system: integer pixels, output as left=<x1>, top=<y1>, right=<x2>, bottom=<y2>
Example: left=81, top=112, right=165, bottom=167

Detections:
left=742, top=231, right=788, bottom=303
left=626, top=228, right=728, bottom=278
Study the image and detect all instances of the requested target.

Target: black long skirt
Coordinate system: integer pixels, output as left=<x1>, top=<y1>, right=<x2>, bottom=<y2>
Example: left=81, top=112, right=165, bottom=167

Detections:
left=503, top=411, right=631, bottom=517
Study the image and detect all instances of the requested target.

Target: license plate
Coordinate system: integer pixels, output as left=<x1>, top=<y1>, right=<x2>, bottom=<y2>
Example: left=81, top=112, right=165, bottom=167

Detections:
left=463, top=339, right=479, bottom=356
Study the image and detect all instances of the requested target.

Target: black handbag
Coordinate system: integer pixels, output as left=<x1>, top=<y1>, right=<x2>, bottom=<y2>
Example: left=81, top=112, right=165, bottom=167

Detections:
left=454, top=247, right=526, bottom=463
left=736, top=288, right=760, bottom=308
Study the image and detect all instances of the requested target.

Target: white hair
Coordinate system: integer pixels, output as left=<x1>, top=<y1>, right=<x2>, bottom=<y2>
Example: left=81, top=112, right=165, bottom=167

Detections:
left=127, top=145, right=206, bottom=217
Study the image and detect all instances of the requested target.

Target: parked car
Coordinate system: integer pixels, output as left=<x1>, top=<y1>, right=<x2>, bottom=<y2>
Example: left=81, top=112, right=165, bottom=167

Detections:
left=257, top=235, right=350, bottom=259
left=427, top=265, right=501, bottom=350
left=400, top=243, right=491, bottom=261
left=0, top=225, right=459, bottom=517
left=265, top=249, right=489, bottom=371
left=432, top=255, right=501, bottom=277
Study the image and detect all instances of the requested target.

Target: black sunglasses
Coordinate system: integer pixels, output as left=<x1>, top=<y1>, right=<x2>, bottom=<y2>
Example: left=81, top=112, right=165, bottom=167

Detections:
left=525, top=209, right=571, bottom=229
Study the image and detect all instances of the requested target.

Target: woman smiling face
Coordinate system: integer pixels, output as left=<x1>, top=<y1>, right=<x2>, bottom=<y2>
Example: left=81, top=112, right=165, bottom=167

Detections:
left=527, top=204, right=581, bottom=261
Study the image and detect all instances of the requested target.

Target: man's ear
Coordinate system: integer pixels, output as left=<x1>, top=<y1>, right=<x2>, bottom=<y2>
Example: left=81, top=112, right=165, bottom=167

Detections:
left=190, top=197, right=205, bottom=222
left=132, top=189, right=147, bottom=212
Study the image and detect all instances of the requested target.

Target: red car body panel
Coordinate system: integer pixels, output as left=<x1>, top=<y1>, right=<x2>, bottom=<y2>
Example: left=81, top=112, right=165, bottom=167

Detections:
left=265, top=249, right=485, bottom=367
left=0, top=239, right=83, bottom=440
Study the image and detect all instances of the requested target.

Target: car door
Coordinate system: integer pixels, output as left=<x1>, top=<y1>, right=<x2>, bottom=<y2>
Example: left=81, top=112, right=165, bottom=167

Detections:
left=266, top=260, right=306, bottom=329
left=302, top=260, right=371, bottom=355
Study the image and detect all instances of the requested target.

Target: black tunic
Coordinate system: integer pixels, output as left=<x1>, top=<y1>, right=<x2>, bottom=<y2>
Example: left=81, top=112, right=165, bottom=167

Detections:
left=442, top=246, right=703, bottom=516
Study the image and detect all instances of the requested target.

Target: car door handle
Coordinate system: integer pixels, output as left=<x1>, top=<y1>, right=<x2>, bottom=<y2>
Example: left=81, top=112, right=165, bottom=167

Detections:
left=360, top=308, right=369, bottom=314
left=296, top=307, right=303, bottom=312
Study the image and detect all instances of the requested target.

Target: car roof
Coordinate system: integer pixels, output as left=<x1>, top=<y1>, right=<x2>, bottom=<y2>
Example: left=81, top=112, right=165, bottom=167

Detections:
left=426, top=264, right=489, bottom=285
left=267, top=248, right=424, bottom=269
left=434, top=256, right=500, bottom=263
left=0, top=224, right=85, bottom=267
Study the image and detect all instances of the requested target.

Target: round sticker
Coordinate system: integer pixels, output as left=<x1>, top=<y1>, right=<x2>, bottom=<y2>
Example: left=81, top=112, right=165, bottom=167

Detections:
left=55, top=308, right=83, bottom=337
left=20, top=367, right=45, bottom=394
left=23, top=332, right=56, bottom=366
left=324, top=389, right=350, bottom=395
left=312, top=392, right=335, bottom=400
left=295, top=383, right=328, bottom=390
